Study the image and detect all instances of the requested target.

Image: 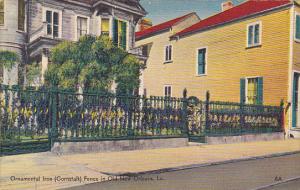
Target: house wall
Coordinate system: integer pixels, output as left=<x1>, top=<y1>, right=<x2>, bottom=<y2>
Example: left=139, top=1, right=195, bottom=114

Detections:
left=139, top=8, right=291, bottom=107
left=0, top=0, right=26, bottom=85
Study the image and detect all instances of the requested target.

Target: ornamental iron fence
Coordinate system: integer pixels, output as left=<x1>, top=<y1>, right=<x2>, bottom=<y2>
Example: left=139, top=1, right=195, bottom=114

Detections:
left=187, top=91, right=284, bottom=141
left=0, top=85, right=284, bottom=155
left=0, top=85, right=51, bottom=155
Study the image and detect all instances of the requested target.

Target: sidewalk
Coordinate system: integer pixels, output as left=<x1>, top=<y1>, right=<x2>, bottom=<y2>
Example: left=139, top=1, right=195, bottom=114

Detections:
left=1, top=139, right=300, bottom=190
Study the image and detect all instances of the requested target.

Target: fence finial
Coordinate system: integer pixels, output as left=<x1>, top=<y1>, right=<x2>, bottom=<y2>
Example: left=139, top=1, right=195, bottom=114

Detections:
left=280, top=99, right=284, bottom=108
left=183, top=88, right=187, bottom=99
left=206, top=91, right=210, bottom=102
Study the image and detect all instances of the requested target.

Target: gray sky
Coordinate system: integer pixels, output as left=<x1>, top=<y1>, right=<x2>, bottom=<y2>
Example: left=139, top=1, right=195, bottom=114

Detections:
left=140, top=0, right=245, bottom=25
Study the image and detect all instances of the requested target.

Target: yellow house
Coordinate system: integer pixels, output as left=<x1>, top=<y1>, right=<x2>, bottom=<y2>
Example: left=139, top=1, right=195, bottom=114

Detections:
left=136, top=0, right=300, bottom=136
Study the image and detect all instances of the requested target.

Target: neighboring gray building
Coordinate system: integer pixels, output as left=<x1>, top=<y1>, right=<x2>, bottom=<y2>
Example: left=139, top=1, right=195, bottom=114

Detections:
left=0, top=0, right=146, bottom=85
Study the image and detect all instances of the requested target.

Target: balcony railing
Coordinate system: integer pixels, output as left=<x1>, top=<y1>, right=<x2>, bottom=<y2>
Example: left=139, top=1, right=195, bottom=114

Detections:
left=128, top=46, right=148, bottom=60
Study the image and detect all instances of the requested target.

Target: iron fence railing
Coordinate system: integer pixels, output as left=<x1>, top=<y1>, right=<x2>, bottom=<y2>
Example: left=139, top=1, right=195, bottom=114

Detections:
left=54, top=92, right=186, bottom=141
left=0, top=85, right=284, bottom=155
left=187, top=91, right=284, bottom=138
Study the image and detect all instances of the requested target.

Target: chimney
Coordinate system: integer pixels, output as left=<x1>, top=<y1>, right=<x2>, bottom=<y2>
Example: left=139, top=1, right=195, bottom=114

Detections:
left=221, top=1, right=234, bottom=12
left=137, top=18, right=153, bottom=32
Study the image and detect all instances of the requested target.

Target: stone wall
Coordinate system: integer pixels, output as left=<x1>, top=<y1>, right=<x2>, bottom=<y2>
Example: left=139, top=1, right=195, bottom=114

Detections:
left=52, top=138, right=188, bottom=155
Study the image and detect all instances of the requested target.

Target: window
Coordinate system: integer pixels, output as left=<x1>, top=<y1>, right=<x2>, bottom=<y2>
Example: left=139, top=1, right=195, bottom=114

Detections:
left=46, top=10, right=59, bottom=38
left=77, top=16, right=88, bottom=39
left=240, top=77, right=263, bottom=105
left=0, top=0, right=4, bottom=26
left=164, top=85, right=172, bottom=97
left=18, top=0, right=25, bottom=31
left=247, top=22, right=261, bottom=47
left=101, top=18, right=110, bottom=36
left=164, top=45, right=172, bottom=62
left=113, top=19, right=127, bottom=49
left=296, top=14, right=300, bottom=41
left=247, top=78, right=258, bottom=104
left=197, top=48, right=207, bottom=75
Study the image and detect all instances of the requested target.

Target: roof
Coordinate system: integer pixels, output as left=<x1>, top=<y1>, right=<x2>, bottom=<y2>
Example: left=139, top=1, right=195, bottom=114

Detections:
left=136, top=12, right=196, bottom=40
left=174, top=0, right=292, bottom=38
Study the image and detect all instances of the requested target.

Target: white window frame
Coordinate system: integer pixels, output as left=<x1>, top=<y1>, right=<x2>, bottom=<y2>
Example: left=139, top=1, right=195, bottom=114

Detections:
left=42, top=7, right=62, bottom=38
left=164, top=44, right=173, bottom=63
left=74, top=14, right=90, bottom=41
left=195, top=47, right=208, bottom=76
left=295, top=12, right=300, bottom=42
left=245, top=76, right=260, bottom=104
left=163, top=85, right=172, bottom=97
left=246, top=21, right=262, bottom=48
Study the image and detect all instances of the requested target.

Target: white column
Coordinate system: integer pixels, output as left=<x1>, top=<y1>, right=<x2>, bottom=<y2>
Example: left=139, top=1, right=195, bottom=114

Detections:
left=139, top=67, right=145, bottom=96
left=41, top=49, right=49, bottom=84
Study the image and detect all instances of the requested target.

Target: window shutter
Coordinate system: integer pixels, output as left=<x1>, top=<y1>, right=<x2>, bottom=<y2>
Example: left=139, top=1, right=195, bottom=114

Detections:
left=296, top=15, right=300, bottom=39
left=292, top=74, right=299, bottom=128
left=165, top=46, right=169, bottom=61
left=113, top=19, right=118, bottom=46
left=121, top=21, right=127, bottom=49
left=169, top=45, right=172, bottom=61
left=248, top=25, right=253, bottom=46
left=257, top=77, right=263, bottom=105
left=240, top=78, right=246, bottom=104
left=46, top=11, right=52, bottom=35
left=254, top=24, right=260, bottom=44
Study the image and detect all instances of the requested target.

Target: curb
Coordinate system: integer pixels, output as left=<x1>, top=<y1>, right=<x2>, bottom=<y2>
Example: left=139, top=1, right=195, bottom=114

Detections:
left=101, top=150, right=300, bottom=176
left=252, top=176, right=300, bottom=190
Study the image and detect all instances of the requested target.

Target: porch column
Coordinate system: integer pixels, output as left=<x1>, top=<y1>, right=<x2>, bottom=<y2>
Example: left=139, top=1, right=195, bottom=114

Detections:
left=41, top=48, right=49, bottom=84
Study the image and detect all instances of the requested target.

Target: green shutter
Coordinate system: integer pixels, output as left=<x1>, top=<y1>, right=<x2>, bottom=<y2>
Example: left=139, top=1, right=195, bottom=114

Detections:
left=240, top=78, right=246, bottom=104
left=292, top=74, right=299, bottom=128
left=248, top=25, right=253, bottom=46
left=121, top=21, right=127, bottom=50
left=257, top=77, right=263, bottom=105
left=296, top=15, right=300, bottom=40
left=113, top=19, right=118, bottom=46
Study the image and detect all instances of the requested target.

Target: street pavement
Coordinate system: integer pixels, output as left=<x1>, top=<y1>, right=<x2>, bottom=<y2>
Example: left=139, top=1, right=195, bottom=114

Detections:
left=0, top=139, right=300, bottom=190
left=66, top=153, right=300, bottom=190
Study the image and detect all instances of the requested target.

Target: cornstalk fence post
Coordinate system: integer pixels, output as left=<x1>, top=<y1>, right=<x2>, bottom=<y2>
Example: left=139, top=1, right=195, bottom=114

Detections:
left=127, top=95, right=133, bottom=137
left=205, top=91, right=210, bottom=136
left=280, top=99, right=285, bottom=136
left=49, top=87, right=58, bottom=147
left=240, top=101, right=245, bottom=135
left=182, top=88, right=189, bottom=138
